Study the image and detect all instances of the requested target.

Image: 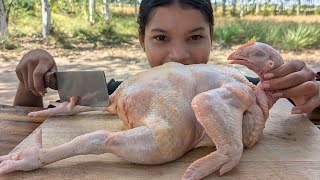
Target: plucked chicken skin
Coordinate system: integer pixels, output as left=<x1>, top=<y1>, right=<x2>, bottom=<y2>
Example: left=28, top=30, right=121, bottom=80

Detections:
left=0, top=40, right=287, bottom=179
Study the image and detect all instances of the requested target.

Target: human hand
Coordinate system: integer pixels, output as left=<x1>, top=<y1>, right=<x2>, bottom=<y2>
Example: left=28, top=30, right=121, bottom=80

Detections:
left=15, top=49, right=57, bottom=96
left=261, top=60, right=320, bottom=114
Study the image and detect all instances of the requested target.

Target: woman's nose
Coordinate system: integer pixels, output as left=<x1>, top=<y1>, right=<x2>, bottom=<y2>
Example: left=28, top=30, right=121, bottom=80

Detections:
left=167, top=44, right=191, bottom=63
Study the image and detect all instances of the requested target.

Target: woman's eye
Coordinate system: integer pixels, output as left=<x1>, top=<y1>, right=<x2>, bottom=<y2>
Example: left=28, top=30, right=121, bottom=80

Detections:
left=155, top=35, right=167, bottom=41
left=190, top=35, right=202, bottom=40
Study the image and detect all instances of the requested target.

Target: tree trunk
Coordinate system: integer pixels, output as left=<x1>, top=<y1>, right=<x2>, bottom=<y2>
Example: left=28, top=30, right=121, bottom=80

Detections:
left=240, top=0, right=244, bottom=17
left=303, top=1, right=307, bottom=15
left=252, top=0, right=256, bottom=14
left=297, top=0, right=301, bottom=15
left=41, top=0, right=51, bottom=38
left=279, top=1, right=284, bottom=15
left=255, top=0, right=260, bottom=14
left=104, top=0, right=110, bottom=22
left=0, top=0, right=7, bottom=38
left=89, top=0, right=94, bottom=24
left=222, top=0, right=226, bottom=16
left=263, top=0, right=268, bottom=16
left=246, top=0, right=250, bottom=13
left=272, top=4, right=277, bottom=15
left=134, top=0, right=138, bottom=18
left=231, top=0, right=236, bottom=16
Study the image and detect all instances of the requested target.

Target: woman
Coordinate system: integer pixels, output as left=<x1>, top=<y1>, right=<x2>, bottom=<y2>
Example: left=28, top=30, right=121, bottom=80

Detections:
left=14, top=0, right=319, bottom=114
left=1, top=0, right=319, bottom=177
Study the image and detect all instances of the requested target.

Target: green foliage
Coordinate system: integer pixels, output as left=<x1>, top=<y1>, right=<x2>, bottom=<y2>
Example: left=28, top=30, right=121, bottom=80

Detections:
left=214, top=20, right=320, bottom=50
left=4, top=1, right=320, bottom=51
left=281, top=24, right=320, bottom=49
left=0, top=37, right=18, bottom=50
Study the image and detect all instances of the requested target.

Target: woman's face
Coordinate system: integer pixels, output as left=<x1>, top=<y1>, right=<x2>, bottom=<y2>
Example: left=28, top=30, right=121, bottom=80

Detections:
left=139, top=4, right=212, bottom=67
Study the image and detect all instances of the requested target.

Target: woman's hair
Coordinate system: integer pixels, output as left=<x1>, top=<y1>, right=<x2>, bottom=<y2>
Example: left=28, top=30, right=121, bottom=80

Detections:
left=137, top=0, right=214, bottom=41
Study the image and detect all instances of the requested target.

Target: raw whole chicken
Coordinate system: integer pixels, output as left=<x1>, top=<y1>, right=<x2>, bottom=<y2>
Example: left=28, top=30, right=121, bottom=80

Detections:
left=0, top=39, right=285, bottom=179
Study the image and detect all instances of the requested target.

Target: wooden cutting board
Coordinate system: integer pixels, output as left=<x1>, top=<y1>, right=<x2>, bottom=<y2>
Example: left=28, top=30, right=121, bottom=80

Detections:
left=0, top=104, right=47, bottom=156
left=3, top=99, right=320, bottom=179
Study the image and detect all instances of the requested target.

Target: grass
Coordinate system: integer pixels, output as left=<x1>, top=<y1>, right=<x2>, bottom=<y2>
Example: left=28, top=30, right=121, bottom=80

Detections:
left=5, top=7, right=320, bottom=51
left=213, top=19, right=320, bottom=50
left=7, top=11, right=137, bottom=49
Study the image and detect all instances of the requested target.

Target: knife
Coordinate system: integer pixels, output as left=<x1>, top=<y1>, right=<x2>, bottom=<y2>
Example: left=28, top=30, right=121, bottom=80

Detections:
left=44, top=71, right=109, bottom=107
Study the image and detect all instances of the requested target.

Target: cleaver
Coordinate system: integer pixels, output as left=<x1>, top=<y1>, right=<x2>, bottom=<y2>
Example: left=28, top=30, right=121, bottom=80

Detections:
left=44, top=71, right=109, bottom=107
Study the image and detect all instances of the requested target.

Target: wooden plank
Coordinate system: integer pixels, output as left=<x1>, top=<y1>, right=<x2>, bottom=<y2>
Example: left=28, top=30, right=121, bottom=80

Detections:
left=0, top=105, right=47, bottom=156
left=3, top=99, right=320, bottom=179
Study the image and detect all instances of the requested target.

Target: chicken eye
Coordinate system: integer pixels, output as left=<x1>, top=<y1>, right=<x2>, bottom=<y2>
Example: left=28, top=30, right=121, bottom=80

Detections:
left=254, top=50, right=265, bottom=57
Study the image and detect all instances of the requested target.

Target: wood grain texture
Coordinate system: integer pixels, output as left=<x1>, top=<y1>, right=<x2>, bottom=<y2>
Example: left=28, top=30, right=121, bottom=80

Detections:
left=3, top=99, right=320, bottom=179
left=0, top=105, right=46, bottom=156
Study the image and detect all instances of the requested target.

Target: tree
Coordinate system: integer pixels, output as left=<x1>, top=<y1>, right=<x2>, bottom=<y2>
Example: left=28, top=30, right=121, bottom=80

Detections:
left=255, top=0, right=260, bottom=14
left=213, top=0, right=217, bottom=13
left=264, top=0, right=269, bottom=16
left=297, top=0, right=301, bottom=15
left=134, top=0, right=138, bottom=18
left=222, top=0, right=226, bottom=16
left=41, top=0, right=51, bottom=38
left=89, top=0, right=95, bottom=24
left=0, top=0, right=7, bottom=37
left=104, top=0, right=110, bottom=21
left=240, top=0, right=244, bottom=17
left=231, top=0, right=237, bottom=16
left=279, top=0, right=284, bottom=15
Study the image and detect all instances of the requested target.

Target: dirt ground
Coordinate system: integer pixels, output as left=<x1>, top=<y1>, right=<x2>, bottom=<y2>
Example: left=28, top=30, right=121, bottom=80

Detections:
left=0, top=42, right=319, bottom=107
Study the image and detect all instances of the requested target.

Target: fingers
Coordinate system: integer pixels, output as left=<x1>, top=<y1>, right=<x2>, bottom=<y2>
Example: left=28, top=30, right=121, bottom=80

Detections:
left=21, top=67, right=29, bottom=91
left=292, top=96, right=320, bottom=114
left=272, top=81, right=319, bottom=98
left=33, top=62, right=50, bottom=96
left=15, top=49, right=57, bottom=96
left=27, top=62, right=41, bottom=96
left=263, top=60, right=315, bottom=90
left=263, top=69, right=314, bottom=90
left=264, top=60, right=306, bottom=79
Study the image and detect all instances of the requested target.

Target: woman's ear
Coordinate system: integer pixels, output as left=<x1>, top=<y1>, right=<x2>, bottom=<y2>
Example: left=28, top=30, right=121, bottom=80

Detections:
left=139, top=33, right=145, bottom=51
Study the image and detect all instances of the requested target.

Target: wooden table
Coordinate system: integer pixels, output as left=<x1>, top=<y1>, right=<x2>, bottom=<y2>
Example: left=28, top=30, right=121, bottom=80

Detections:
left=0, top=105, right=46, bottom=156
left=1, top=99, right=320, bottom=179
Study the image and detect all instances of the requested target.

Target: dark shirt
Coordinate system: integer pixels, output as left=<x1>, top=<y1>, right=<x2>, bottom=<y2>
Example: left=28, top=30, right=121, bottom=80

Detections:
left=50, top=74, right=320, bottom=109
left=107, top=76, right=261, bottom=95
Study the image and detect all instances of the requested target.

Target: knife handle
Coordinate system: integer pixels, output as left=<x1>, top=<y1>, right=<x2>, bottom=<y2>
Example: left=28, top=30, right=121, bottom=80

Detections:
left=44, top=72, right=58, bottom=90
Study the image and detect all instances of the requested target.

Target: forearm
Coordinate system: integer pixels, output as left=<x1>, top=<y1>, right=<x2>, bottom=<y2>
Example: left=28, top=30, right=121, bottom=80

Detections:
left=13, top=83, right=43, bottom=107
